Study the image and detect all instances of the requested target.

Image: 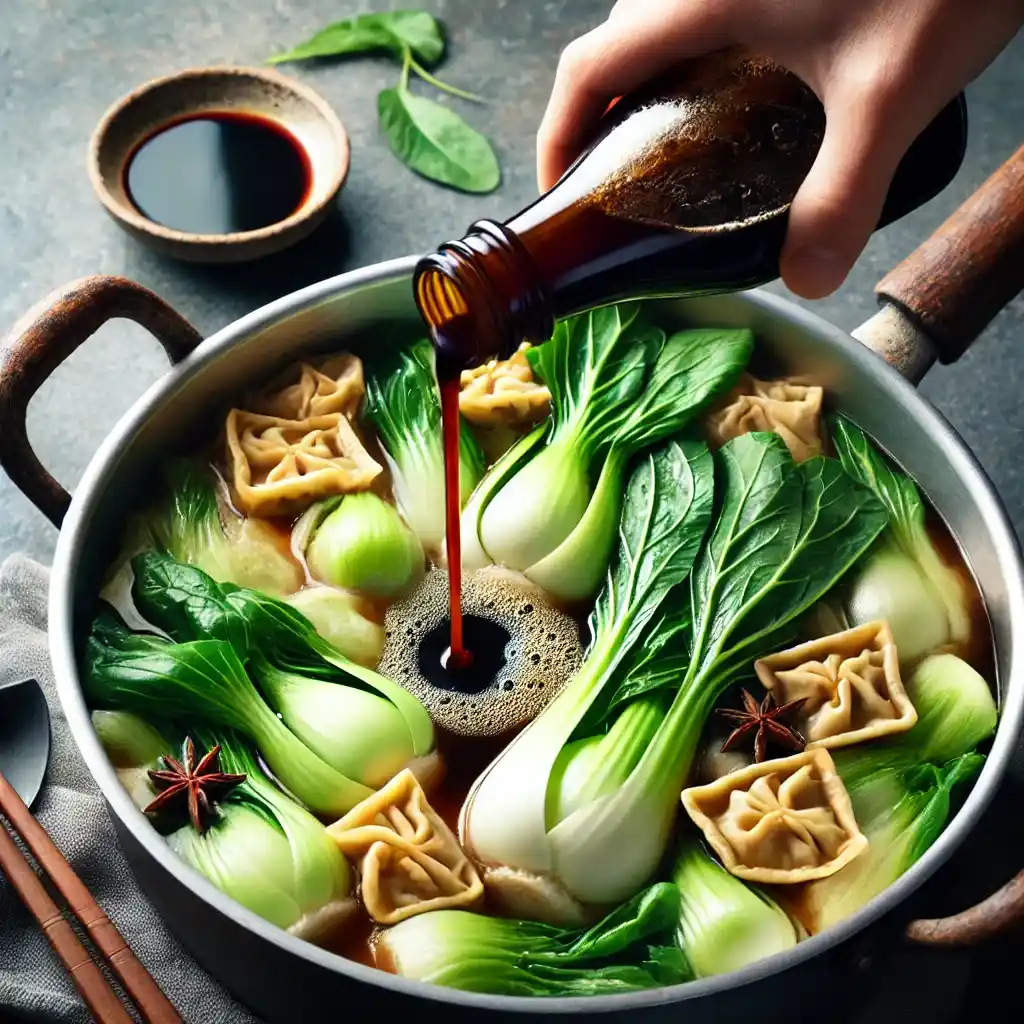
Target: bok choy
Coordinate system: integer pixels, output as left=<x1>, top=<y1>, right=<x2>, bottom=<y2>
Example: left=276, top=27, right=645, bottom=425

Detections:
left=377, top=881, right=689, bottom=995
left=284, top=587, right=385, bottom=668
left=463, top=433, right=888, bottom=918
left=84, top=607, right=374, bottom=818
left=363, top=337, right=486, bottom=553
left=144, top=459, right=302, bottom=598
left=128, top=551, right=438, bottom=789
left=467, top=306, right=753, bottom=600
left=673, top=838, right=799, bottom=977
left=831, top=416, right=970, bottom=662
left=801, top=653, right=996, bottom=932
left=170, top=728, right=354, bottom=940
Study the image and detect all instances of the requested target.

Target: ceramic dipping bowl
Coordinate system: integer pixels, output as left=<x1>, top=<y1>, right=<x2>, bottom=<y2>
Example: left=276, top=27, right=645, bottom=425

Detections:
left=88, top=66, right=350, bottom=263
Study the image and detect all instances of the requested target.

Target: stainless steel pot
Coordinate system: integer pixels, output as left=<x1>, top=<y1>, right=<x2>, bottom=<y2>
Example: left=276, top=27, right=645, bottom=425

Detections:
left=2, top=148, right=1023, bottom=1022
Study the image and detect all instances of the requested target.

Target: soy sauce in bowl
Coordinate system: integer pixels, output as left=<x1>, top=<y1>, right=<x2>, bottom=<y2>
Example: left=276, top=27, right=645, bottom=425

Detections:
left=124, top=111, right=312, bottom=235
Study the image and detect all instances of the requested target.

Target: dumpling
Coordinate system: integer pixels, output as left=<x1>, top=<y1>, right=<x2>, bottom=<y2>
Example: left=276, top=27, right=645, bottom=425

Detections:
left=681, top=748, right=867, bottom=884
left=459, top=343, right=551, bottom=427
left=704, top=373, right=824, bottom=462
left=226, top=356, right=382, bottom=518
left=326, top=769, right=484, bottom=924
left=261, top=355, right=365, bottom=420
left=754, top=621, right=916, bottom=749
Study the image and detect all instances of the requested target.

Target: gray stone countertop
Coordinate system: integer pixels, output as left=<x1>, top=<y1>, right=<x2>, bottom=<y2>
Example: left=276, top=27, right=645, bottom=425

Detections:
left=1, top=2, right=1022, bottom=1022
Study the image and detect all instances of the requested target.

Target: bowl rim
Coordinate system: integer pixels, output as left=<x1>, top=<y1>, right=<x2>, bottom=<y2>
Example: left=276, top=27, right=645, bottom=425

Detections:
left=49, top=256, right=1024, bottom=1014
left=86, top=64, right=350, bottom=247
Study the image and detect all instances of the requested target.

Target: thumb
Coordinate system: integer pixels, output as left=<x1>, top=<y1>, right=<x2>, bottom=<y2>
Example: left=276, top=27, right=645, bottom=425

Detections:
left=780, top=91, right=912, bottom=299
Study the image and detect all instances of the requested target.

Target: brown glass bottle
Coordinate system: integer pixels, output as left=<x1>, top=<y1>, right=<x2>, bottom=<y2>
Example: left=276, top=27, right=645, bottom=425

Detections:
left=415, top=49, right=967, bottom=374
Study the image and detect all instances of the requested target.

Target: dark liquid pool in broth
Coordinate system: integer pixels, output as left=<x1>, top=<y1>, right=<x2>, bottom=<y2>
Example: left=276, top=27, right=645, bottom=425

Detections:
left=125, top=111, right=311, bottom=235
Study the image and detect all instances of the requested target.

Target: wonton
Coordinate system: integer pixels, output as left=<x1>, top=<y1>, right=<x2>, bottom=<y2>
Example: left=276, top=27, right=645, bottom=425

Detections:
left=226, top=356, right=382, bottom=517
left=681, top=748, right=867, bottom=884
left=755, top=621, right=916, bottom=750
left=327, top=769, right=484, bottom=924
left=705, top=373, right=824, bottom=462
left=460, top=343, right=551, bottom=427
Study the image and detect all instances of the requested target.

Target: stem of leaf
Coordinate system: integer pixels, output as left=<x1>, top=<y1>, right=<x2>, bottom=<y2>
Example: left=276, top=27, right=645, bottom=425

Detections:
left=407, top=54, right=485, bottom=103
left=400, top=46, right=412, bottom=91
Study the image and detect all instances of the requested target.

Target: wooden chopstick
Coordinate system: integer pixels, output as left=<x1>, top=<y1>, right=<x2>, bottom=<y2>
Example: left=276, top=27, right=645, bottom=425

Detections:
left=0, top=768, right=183, bottom=1024
left=0, top=822, right=135, bottom=1024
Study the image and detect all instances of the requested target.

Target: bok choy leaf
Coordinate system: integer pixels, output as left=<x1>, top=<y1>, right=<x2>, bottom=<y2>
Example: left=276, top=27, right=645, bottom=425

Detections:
left=469, top=305, right=752, bottom=600
left=377, top=881, right=689, bottom=995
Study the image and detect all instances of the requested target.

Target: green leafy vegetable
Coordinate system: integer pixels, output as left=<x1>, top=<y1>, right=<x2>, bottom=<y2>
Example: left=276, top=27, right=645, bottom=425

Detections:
left=269, top=10, right=497, bottom=193
left=377, top=882, right=690, bottom=995
left=129, top=551, right=436, bottom=760
left=464, top=432, right=888, bottom=916
left=364, top=338, right=487, bottom=553
left=803, top=653, right=995, bottom=932
left=831, top=415, right=970, bottom=662
left=268, top=10, right=444, bottom=66
left=84, top=606, right=371, bottom=818
left=169, top=728, right=354, bottom=939
left=305, top=492, right=425, bottom=598
left=462, top=437, right=715, bottom=915
left=471, top=306, right=752, bottom=600
left=378, top=83, right=500, bottom=193
left=122, top=460, right=302, bottom=598
left=673, top=838, right=799, bottom=977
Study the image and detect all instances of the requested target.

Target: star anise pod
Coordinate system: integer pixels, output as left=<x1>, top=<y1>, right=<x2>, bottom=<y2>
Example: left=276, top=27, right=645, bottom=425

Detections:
left=717, top=689, right=807, bottom=763
left=144, top=737, right=246, bottom=834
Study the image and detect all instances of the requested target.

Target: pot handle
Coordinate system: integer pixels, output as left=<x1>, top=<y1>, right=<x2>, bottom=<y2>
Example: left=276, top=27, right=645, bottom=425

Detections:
left=866, top=144, right=1024, bottom=370
left=0, top=276, right=202, bottom=527
left=905, top=869, right=1024, bottom=947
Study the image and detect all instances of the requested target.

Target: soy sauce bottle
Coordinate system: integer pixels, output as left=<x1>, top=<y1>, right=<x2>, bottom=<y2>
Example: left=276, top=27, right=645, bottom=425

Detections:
left=414, top=48, right=967, bottom=373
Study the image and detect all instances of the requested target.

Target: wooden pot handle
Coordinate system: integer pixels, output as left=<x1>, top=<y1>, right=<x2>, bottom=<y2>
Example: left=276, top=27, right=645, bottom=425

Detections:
left=875, top=144, right=1024, bottom=363
left=905, top=867, right=1024, bottom=948
left=0, top=276, right=202, bottom=526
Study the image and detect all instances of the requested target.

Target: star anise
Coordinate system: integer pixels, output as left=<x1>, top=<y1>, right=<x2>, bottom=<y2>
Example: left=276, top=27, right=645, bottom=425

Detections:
left=144, top=737, right=246, bottom=833
left=717, top=689, right=807, bottom=763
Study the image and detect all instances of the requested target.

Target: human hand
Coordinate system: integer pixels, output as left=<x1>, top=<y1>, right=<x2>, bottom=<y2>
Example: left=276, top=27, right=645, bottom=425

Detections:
left=537, top=0, right=1024, bottom=299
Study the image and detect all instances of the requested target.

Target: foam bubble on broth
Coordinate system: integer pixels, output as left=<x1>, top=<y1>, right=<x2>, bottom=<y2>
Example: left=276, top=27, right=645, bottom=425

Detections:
left=379, top=567, right=583, bottom=736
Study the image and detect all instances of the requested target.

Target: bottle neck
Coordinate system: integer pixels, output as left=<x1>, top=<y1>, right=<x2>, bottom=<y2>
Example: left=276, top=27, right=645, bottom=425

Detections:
left=414, top=219, right=553, bottom=373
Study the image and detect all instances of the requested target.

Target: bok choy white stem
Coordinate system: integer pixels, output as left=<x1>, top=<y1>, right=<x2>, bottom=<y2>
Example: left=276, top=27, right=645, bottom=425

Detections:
left=673, top=838, right=799, bottom=977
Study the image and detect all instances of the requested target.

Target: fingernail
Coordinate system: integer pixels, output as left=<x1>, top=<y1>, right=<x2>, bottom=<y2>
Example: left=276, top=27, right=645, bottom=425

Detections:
left=782, top=247, right=848, bottom=299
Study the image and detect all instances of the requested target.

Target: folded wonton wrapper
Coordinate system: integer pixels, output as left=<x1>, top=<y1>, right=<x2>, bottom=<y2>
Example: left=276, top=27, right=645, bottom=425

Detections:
left=705, top=373, right=824, bottom=462
left=681, top=748, right=868, bottom=884
left=326, top=769, right=484, bottom=925
left=755, top=621, right=917, bottom=750
left=459, top=343, right=551, bottom=427
left=226, top=356, right=382, bottom=517
left=260, top=355, right=366, bottom=420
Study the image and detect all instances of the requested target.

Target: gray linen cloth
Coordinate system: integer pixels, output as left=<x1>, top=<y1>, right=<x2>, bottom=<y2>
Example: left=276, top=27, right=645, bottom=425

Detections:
left=0, top=554, right=260, bottom=1024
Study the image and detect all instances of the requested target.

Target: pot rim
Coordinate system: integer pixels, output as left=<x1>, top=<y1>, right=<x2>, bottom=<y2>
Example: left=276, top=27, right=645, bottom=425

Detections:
left=49, top=255, right=1024, bottom=1013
